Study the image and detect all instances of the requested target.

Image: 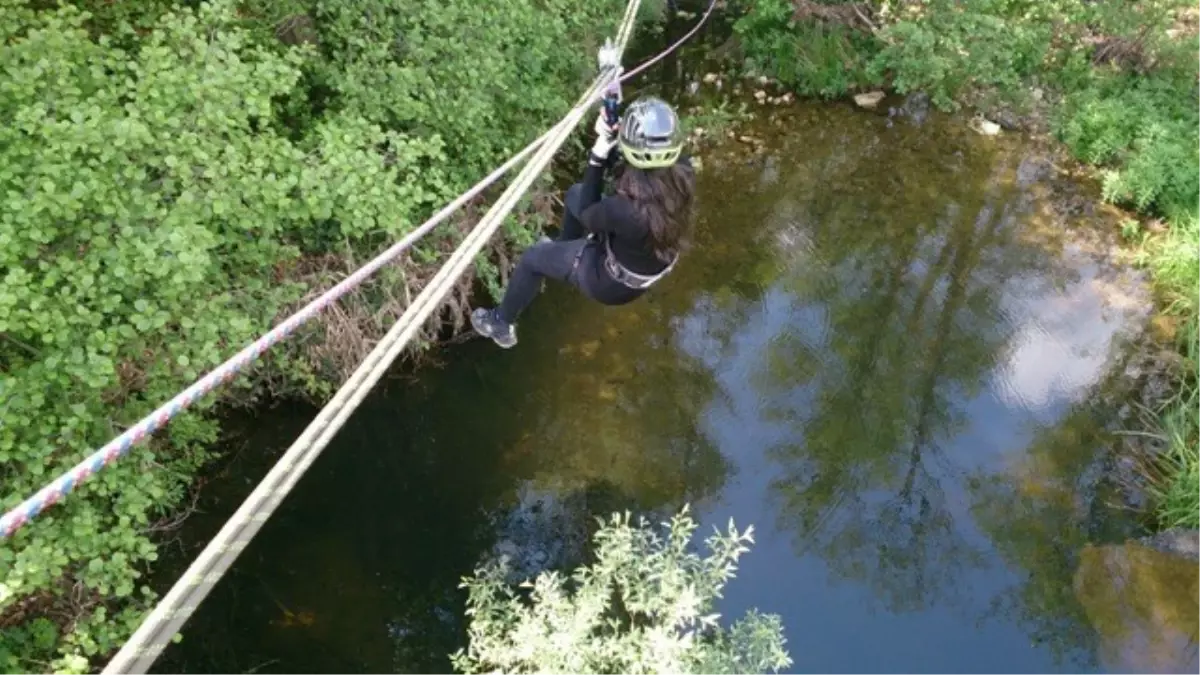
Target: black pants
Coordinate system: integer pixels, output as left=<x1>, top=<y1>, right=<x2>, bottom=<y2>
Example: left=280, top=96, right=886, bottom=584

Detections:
left=496, top=184, right=641, bottom=323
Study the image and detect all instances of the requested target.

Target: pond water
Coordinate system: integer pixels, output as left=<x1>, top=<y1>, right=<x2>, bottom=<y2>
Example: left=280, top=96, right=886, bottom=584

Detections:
left=150, top=99, right=1161, bottom=673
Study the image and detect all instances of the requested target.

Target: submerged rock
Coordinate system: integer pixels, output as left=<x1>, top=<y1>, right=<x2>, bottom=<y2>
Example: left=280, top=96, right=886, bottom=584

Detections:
left=487, top=483, right=590, bottom=582
left=884, top=91, right=932, bottom=127
left=1073, top=541, right=1200, bottom=673
left=899, top=91, right=931, bottom=125
left=1016, top=155, right=1052, bottom=187
left=990, top=109, right=1024, bottom=131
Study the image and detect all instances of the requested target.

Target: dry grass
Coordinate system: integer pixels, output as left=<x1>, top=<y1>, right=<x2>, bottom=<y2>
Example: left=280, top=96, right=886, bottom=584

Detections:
left=275, top=185, right=558, bottom=386
left=0, top=575, right=106, bottom=644
left=790, top=0, right=878, bottom=33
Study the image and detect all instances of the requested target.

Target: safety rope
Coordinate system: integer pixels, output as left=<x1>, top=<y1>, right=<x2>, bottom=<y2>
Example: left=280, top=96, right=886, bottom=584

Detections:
left=99, top=2, right=643, bottom=671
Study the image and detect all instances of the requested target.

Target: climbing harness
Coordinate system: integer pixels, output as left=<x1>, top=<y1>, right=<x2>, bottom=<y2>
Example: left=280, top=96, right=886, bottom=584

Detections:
left=603, top=234, right=678, bottom=289
left=0, top=0, right=719, bottom=670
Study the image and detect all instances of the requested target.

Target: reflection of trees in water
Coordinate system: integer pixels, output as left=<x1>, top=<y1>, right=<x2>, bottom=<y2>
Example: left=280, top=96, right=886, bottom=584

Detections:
left=730, top=132, right=1071, bottom=613
left=767, top=206, right=1002, bottom=612
left=965, top=406, right=1109, bottom=668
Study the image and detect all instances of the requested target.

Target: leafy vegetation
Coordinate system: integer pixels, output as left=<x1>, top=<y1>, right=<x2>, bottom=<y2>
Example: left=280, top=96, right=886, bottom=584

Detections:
left=730, top=0, right=1198, bottom=530
left=1146, top=374, right=1199, bottom=531
left=0, top=0, right=626, bottom=669
left=451, top=508, right=792, bottom=675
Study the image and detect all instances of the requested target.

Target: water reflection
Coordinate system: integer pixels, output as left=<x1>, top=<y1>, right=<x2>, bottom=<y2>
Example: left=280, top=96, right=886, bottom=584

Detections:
left=157, top=105, right=1159, bottom=674
left=678, top=117, right=1063, bottom=615
left=967, top=406, right=1111, bottom=667
left=664, top=108, right=1153, bottom=670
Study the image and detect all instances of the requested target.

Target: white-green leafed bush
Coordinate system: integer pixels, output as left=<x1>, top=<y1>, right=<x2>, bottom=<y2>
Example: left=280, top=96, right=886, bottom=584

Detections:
left=451, top=507, right=793, bottom=674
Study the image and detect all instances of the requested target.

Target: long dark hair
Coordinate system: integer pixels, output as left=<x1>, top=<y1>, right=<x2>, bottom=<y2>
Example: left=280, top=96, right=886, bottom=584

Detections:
left=615, top=162, right=696, bottom=264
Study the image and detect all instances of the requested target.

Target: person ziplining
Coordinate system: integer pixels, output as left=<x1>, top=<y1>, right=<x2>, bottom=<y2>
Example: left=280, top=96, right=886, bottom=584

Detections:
left=470, top=95, right=696, bottom=348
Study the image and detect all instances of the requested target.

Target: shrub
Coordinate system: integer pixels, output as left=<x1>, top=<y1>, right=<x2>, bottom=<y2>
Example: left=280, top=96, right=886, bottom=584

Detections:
left=733, top=0, right=879, bottom=98
left=869, top=0, right=1053, bottom=111
left=1055, top=72, right=1200, bottom=218
left=451, top=508, right=792, bottom=675
left=0, top=1, right=424, bottom=668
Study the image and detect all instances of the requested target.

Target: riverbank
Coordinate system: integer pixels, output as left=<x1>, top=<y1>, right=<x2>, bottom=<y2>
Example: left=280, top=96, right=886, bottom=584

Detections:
left=718, top=0, right=1198, bottom=533
left=0, top=0, right=636, bottom=670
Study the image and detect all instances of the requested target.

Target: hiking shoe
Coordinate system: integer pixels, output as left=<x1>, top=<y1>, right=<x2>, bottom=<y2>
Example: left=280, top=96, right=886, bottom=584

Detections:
left=470, top=308, right=517, bottom=349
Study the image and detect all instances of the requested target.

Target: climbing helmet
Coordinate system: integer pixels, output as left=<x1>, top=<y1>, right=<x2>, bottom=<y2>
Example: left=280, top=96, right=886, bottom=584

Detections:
left=618, top=96, right=684, bottom=169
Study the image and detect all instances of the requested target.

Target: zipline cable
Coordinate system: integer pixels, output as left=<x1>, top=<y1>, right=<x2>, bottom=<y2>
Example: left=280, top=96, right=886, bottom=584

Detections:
left=101, top=65, right=624, bottom=675
left=100, top=3, right=645, bottom=671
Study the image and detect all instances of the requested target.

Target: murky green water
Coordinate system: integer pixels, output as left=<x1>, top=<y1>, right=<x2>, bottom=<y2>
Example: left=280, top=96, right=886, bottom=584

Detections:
left=151, top=101, right=1162, bottom=673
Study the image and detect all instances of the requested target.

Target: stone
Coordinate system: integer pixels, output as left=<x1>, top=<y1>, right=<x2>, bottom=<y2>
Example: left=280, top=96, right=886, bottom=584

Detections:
left=853, top=91, right=886, bottom=109
left=702, top=72, right=718, bottom=84
left=974, top=117, right=1002, bottom=135
left=754, top=89, right=767, bottom=101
